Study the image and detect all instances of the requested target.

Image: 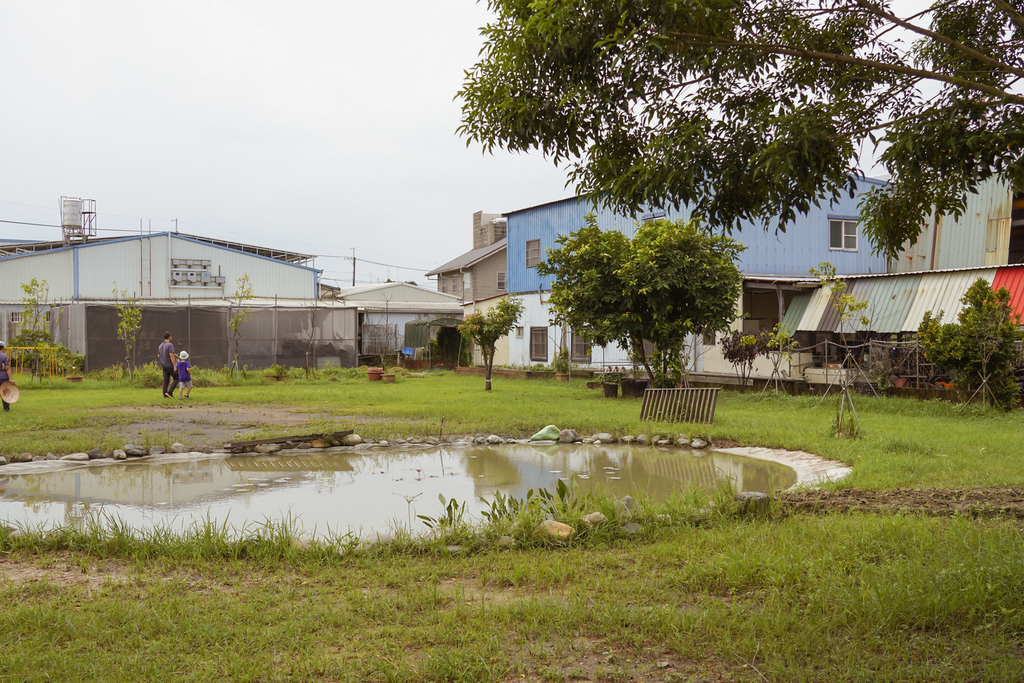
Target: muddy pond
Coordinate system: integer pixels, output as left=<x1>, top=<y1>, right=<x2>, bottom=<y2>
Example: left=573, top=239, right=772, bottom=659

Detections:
left=0, top=444, right=796, bottom=538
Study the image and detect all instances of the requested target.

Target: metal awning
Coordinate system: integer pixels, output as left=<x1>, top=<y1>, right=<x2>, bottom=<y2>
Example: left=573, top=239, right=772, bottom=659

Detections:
left=403, top=318, right=463, bottom=348
left=992, top=266, right=1024, bottom=322
left=901, top=269, right=996, bottom=331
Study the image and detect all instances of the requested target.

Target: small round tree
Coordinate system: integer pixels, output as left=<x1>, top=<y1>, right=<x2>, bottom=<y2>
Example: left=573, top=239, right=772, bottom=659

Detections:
left=459, top=297, right=524, bottom=391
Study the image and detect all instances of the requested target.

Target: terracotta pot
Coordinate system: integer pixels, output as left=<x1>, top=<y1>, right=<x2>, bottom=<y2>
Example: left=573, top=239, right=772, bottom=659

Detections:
left=555, top=373, right=569, bottom=382
left=367, top=367, right=384, bottom=381
left=602, top=382, right=619, bottom=398
left=382, top=373, right=395, bottom=383
left=66, top=376, right=83, bottom=383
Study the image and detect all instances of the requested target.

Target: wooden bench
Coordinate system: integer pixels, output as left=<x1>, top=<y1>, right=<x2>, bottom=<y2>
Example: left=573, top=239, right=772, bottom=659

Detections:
left=639, top=387, right=720, bottom=424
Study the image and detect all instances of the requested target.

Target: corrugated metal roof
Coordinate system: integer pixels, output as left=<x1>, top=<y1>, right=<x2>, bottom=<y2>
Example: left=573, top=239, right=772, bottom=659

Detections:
left=425, top=238, right=506, bottom=276
left=0, top=232, right=315, bottom=264
left=864, top=274, right=921, bottom=333
left=992, top=266, right=1024, bottom=321
left=334, top=282, right=461, bottom=303
left=780, top=292, right=812, bottom=335
left=902, top=269, right=997, bottom=331
left=819, top=278, right=875, bottom=333
left=795, top=287, right=836, bottom=332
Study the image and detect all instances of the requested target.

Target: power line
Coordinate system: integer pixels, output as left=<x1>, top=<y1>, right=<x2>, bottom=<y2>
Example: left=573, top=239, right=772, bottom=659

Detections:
left=0, top=218, right=61, bottom=228
left=316, top=254, right=430, bottom=271
left=0, top=218, right=148, bottom=234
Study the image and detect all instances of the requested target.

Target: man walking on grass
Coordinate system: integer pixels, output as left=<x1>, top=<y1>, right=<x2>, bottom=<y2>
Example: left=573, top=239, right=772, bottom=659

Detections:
left=157, top=331, right=179, bottom=398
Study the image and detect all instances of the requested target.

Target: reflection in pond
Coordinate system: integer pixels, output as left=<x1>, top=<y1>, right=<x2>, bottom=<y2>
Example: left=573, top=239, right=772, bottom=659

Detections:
left=0, top=444, right=796, bottom=537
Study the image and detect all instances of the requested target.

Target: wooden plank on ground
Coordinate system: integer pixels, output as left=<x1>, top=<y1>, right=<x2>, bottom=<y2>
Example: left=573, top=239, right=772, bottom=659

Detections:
left=229, top=430, right=353, bottom=448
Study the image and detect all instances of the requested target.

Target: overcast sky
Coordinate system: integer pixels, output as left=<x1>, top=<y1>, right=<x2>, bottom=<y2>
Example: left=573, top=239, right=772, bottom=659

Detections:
left=0, top=1, right=572, bottom=287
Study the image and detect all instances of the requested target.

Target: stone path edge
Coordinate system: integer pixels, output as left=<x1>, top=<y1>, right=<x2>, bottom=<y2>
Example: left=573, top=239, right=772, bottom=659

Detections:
left=714, top=446, right=852, bottom=489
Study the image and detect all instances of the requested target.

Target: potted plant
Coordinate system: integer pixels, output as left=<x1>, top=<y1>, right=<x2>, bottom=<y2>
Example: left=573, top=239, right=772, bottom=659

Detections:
left=264, top=363, right=289, bottom=380
left=367, top=366, right=384, bottom=381
left=66, top=360, right=83, bottom=383
left=552, top=348, right=570, bottom=381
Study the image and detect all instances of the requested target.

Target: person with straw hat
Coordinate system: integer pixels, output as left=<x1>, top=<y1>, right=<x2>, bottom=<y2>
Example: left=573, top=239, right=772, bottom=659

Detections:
left=0, top=341, right=11, bottom=413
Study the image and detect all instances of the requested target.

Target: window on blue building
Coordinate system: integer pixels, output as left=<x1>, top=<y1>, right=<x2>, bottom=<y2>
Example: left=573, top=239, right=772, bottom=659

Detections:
left=526, top=239, right=541, bottom=268
left=829, top=219, right=858, bottom=251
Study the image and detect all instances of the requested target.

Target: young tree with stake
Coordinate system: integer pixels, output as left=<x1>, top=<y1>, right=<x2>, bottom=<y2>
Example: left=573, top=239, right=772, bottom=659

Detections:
left=459, top=297, right=524, bottom=391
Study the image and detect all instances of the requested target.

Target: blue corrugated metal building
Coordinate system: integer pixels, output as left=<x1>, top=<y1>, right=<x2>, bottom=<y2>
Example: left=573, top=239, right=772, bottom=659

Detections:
left=506, top=180, right=889, bottom=296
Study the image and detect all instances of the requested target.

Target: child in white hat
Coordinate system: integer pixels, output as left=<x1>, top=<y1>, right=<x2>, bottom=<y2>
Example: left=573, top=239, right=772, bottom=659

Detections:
left=176, top=350, right=193, bottom=399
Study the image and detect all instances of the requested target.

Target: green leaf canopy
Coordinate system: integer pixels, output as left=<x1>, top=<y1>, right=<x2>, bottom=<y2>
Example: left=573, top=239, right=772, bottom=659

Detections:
left=459, top=0, right=1024, bottom=259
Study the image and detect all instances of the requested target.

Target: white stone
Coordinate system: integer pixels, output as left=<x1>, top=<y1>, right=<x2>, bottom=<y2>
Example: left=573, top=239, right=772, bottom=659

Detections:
left=61, top=453, right=90, bottom=461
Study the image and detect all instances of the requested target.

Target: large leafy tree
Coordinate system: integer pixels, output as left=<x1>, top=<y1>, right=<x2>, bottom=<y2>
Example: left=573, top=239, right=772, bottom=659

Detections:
left=459, top=0, right=1024, bottom=258
left=459, top=297, right=525, bottom=390
left=538, top=215, right=745, bottom=387
left=918, top=279, right=1023, bottom=410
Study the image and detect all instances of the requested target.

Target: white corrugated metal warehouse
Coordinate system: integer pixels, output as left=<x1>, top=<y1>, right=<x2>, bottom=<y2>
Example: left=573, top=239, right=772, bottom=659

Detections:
left=0, top=232, right=358, bottom=371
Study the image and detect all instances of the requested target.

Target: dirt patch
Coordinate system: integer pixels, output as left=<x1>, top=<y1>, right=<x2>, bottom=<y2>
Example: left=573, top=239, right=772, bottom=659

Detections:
left=98, top=404, right=349, bottom=448
left=0, top=554, right=134, bottom=589
left=779, top=486, right=1024, bottom=518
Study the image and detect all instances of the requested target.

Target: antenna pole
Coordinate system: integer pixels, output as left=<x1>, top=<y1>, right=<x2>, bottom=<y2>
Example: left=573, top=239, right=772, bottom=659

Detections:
left=351, top=248, right=356, bottom=287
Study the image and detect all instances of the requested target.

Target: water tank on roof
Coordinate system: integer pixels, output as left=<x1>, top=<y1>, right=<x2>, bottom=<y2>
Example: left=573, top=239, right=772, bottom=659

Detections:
left=61, top=198, right=83, bottom=230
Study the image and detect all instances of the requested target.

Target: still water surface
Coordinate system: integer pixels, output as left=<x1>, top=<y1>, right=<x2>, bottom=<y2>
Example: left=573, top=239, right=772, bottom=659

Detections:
left=0, top=444, right=796, bottom=537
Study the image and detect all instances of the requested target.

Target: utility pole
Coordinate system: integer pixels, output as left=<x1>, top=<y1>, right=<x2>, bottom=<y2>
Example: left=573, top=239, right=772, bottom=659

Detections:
left=351, top=248, right=356, bottom=286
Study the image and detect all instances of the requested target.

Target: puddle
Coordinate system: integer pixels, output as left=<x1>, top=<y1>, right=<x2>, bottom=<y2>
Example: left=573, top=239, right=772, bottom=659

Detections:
left=0, top=444, right=796, bottom=538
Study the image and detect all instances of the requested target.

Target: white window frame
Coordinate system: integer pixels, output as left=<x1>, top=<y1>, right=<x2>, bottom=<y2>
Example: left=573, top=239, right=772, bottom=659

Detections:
left=530, top=327, right=548, bottom=361
left=10, top=312, right=22, bottom=323
left=570, top=330, right=591, bottom=362
left=497, top=271, right=507, bottom=291
left=829, top=218, right=858, bottom=251
left=526, top=239, right=541, bottom=268
left=440, top=277, right=448, bottom=294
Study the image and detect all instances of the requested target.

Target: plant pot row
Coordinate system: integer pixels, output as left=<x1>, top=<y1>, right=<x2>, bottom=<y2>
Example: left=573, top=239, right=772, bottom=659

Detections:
left=367, top=368, right=395, bottom=382
left=595, top=378, right=649, bottom=398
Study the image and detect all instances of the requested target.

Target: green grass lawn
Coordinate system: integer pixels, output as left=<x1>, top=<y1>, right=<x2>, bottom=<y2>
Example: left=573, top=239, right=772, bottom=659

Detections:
left=2, top=371, right=1024, bottom=681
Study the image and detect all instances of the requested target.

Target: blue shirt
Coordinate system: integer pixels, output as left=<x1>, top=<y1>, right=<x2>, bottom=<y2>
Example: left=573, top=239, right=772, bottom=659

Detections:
left=177, top=360, right=191, bottom=382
